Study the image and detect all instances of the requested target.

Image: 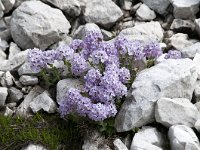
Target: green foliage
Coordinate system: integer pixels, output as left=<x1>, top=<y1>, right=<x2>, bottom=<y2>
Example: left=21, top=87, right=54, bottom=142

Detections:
left=0, top=113, right=84, bottom=150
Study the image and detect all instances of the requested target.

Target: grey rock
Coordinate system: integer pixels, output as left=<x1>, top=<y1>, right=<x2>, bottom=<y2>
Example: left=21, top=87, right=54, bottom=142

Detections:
left=120, top=21, right=135, bottom=30
left=22, top=144, right=47, bottom=150
left=170, top=19, right=195, bottom=33
left=73, top=23, right=101, bottom=39
left=130, top=127, right=165, bottom=150
left=0, top=1, right=4, bottom=19
left=43, top=0, right=81, bottom=17
left=195, top=101, right=200, bottom=111
left=2, top=0, right=15, bottom=13
left=8, top=42, right=21, bottom=59
left=4, top=16, right=11, bottom=26
left=0, top=87, right=8, bottom=107
left=0, top=71, right=14, bottom=87
left=101, top=29, right=113, bottom=41
left=0, top=50, right=6, bottom=60
left=0, top=39, right=9, bottom=51
left=18, top=62, right=37, bottom=76
left=169, top=33, right=194, bottom=51
left=0, top=50, right=28, bottom=71
left=114, top=138, right=128, bottom=150
left=195, top=119, right=200, bottom=133
left=130, top=2, right=142, bottom=15
left=10, top=1, right=71, bottom=50
left=8, top=87, right=23, bottom=103
left=29, top=91, right=57, bottom=113
left=115, top=59, right=197, bottom=132
left=119, top=21, right=163, bottom=42
left=118, top=0, right=133, bottom=10
left=16, top=86, right=44, bottom=116
left=168, top=125, right=200, bottom=150
left=194, top=80, right=200, bottom=102
left=193, top=53, right=200, bottom=80
left=170, top=0, right=200, bottom=19
left=141, top=0, right=170, bottom=15
left=82, top=131, right=111, bottom=150
left=0, top=106, right=13, bottom=116
left=0, top=28, right=11, bottom=41
left=6, top=102, right=17, bottom=108
left=155, top=98, right=200, bottom=127
left=182, top=42, right=200, bottom=58
left=57, top=79, right=83, bottom=103
left=50, top=35, right=72, bottom=50
left=136, top=4, right=156, bottom=21
left=19, top=75, right=38, bottom=86
left=195, top=18, right=200, bottom=38
left=83, top=0, right=123, bottom=29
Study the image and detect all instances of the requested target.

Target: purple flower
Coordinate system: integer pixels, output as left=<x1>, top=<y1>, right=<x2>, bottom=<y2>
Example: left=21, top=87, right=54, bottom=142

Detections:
left=119, top=67, right=130, bottom=83
left=76, top=97, right=92, bottom=117
left=27, top=48, right=47, bottom=72
left=100, top=41, right=118, bottom=56
left=70, top=39, right=84, bottom=52
left=56, top=45, right=74, bottom=61
left=71, top=53, right=89, bottom=76
left=127, top=41, right=144, bottom=60
left=114, top=36, right=129, bottom=55
left=164, top=50, right=182, bottom=59
left=90, top=50, right=108, bottom=64
left=143, top=42, right=162, bottom=59
left=43, top=50, right=58, bottom=64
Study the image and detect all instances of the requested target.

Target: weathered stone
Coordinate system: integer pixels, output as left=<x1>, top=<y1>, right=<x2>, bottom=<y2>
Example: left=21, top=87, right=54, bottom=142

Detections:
left=194, top=80, right=200, bottom=102
left=19, top=75, right=38, bottom=86
left=0, top=71, right=14, bottom=87
left=141, top=0, right=170, bottom=15
left=82, top=131, right=111, bottom=150
left=18, top=62, right=37, bottom=76
left=29, top=91, right=57, bottom=113
left=0, top=87, right=8, bottom=107
left=22, top=144, right=47, bottom=150
left=170, top=19, right=195, bottom=33
left=101, top=29, right=113, bottom=41
left=73, top=23, right=101, bottom=39
left=10, top=1, right=71, bottom=50
left=114, top=138, right=128, bottom=150
left=118, top=0, right=133, bottom=10
left=0, top=106, right=13, bottom=116
left=182, top=42, right=200, bottom=58
left=83, top=0, right=123, bottom=29
left=8, top=42, right=21, bottom=59
left=0, top=1, right=4, bottom=19
left=115, top=59, right=197, bottom=132
left=2, top=0, right=15, bottom=13
left=16, top=86, right=44, bottom=116
left=195, top=18, right=200, bottom=38
left=136, top=4, right=156, bottom=21
left=0, top=50, right=6, bottom=60
left=170, top=0, right=200, bottom=19
left=0, top=50, right=28, bottom=71
left=57, top=79, right=83, bottom=103
left=8, top=87, right=23, bottom=103
left=168, top=125, right=200, bottom=150
left=0, top=28, right=11, bottom=41
left=119, top=21, right=163, bottom=42
left=168, top=33, right=194, bottom=51
left=195, top=119, right=200, bottom=133
left=155, top=98, right=200, bottom=127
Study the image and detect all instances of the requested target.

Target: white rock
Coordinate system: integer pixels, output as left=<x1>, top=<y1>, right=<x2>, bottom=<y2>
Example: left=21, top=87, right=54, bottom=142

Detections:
left=101, top=29, right=113, bottom=41
left=0, top=87, right=8, bottom=107
left=195, top=19, right=200, bottom=38
left=193, top=53, right=200, bottom=80
left=73, top=23, right=101, bottom=39
left=170, top=19, right=195, bottom=33
left=0, top=50, right=6, bottom=60
left=118, top=0, right=133, bottom=10
left=8, top=87, right=23, bottom=103
left=84, top=0, right=123, bottom=29
left=136, top=4, right=156, bottom=21
left=1, top=0, right=15, bottom=13
left=56, top=79, right=83, bottom=103
left=43, top=0, right=81, bottom=17
left=22, top=144, right=47, bottom=150
left=0, top=1, right=4, bottom=19
left=168, top=125, right=200, bottom=150
left=30, top=91, right=57, bottom=113
left=115, top=59, right=197, bottom=132
left=18, top=62, right=37, bottom=76
left=19, top=75, right=38, bottom=86
left=130, top=127, right=165, bottom=150
left=119, top=21, right=163, bottom=42
left=8, top=42, right=21, bottom=59
left=0, top=50, right=28, bottom=71
left=0, top=71, right=14, bottom=87
left=194, top=80, right=200, bottom=101
left=141, top=0, right=170, bottom=15
left=16, top=86, right=44, bottom=116
left=170, top=0, right=200, bottom=19
left=169, top=33, right=194, bottom=51
left=195, top=119, right=200, bottom=133
left=10, top=1, right=71, bottom=50
left=181, top=42, right=200, bottom=59
left=0, top=38, right=9, bottom=51
left=114, top=139, right=128, bottom=150
left=155, top=98, right=200, bottom=127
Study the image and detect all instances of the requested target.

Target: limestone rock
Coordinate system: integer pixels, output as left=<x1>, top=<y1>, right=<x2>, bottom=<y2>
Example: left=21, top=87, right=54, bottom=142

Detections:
left=10, top=1, right=71, bottom=50
left=19, top=75, right=38, bottom=86
left=0, top=87, right=8, bottom=107
left=136, top=4, right=156, bottom=21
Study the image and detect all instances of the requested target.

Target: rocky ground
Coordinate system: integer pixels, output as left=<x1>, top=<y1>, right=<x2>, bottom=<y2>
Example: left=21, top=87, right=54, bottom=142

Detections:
left=1, top=0, right=200, bottom=150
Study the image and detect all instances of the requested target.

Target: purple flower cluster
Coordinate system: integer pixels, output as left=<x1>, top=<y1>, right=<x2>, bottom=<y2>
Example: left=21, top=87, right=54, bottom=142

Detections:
left=59, top=88, right=117, bottom=121
left=164, top=50, right=182, bottom=59
left=27, top=30, right=181, bottom=122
